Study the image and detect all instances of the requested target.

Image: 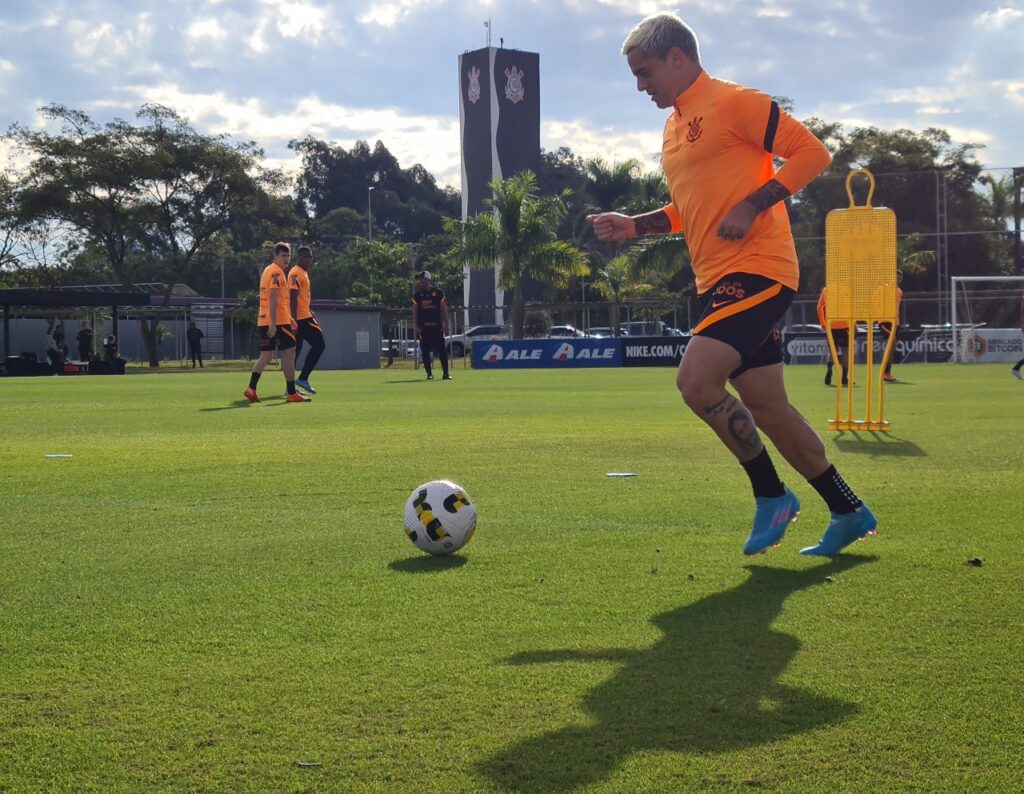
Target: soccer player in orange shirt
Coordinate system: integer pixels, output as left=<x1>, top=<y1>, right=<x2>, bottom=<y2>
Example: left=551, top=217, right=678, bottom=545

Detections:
left=244, top=242, right=311, bottom=403
left=881, top=270, right=903, bottom=382
left=817, top=287, right=851, bottom=386
left=588, top=13, right=876, bottom=556
left=289, top=246, right=326, bottom=394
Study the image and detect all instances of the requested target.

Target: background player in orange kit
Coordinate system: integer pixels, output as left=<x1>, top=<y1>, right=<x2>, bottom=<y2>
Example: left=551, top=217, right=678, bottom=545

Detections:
left=289, top=246, right=326, bottom=394
left=244, top=242, right=310, bottom=404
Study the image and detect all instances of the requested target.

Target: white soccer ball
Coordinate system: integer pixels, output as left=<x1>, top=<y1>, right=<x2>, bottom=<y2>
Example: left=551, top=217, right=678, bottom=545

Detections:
left=403, top=480, right=478, bottom=556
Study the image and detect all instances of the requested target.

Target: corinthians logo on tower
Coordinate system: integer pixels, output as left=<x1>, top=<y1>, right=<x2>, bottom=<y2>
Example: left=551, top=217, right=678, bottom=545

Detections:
left=505, top=66, right=525, bottom=104
left=467, top=66, right=481, bottom=104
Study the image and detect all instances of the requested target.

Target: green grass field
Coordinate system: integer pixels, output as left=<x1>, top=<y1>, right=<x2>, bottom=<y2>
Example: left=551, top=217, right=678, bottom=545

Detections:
left=1, top=364, right=1022, bottom=792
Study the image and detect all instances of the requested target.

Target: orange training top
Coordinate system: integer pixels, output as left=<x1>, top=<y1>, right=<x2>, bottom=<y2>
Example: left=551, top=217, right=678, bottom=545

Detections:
left=660, top=71, right=832, bottom=295
left=288, top=265, right=313, bottom=320
left=817, top=287, right=849, bottom=330
left=258, top=262, right=291, bottom=327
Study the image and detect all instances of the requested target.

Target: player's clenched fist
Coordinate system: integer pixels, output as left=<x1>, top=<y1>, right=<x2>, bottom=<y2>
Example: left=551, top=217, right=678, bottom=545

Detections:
left=586, top=212, right=636, bottom=242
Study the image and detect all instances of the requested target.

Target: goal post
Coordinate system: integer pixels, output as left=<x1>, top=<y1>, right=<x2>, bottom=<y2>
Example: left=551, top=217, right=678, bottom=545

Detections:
left=950, top=276, right=1024, bottom=363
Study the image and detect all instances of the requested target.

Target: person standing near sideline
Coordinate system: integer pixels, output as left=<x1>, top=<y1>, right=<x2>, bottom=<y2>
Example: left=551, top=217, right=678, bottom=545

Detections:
left=244, top=242, right=310, bottom=403
left=289, top=246, right=326, bottom=394
left=817, top=286, right=850, bottom=386
left=77, top=322, right=94, bottom=362
left=187, top=321, right=204, bottom=368
left=881, top=270, right=903, bottom=382
left=1011, top=290, right=1019, bottom=379
left=587, top=12, right=876, bottom=557
left=412, top=270, right=451, bottom=381
left=46, top=324, right=65, bottom=374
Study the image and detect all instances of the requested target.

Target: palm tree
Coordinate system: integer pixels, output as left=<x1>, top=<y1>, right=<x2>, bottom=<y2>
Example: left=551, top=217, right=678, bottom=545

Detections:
left=444, top=171, right=589, bottom=339
left=590, top=255, right=650, bottom=335
left=584, top=158, right=643, bottom=212
left=897, top=233, right=936, bottom=276
left=980, top=174, right=1013, bottom=228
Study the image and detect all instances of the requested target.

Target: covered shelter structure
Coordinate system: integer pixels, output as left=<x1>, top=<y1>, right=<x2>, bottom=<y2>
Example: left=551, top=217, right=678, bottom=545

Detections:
left=1, top=287, right=151, bottom=364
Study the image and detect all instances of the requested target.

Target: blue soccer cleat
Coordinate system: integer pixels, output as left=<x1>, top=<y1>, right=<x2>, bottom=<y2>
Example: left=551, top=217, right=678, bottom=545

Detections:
left=744, top=487, right=800, bottom=556
left=295, top=378, right=317, bottom=394
left=799, top=504, right=878, bottom=556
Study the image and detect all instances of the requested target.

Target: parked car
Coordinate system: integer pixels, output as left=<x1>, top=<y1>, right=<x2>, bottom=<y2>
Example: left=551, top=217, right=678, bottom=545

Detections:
left=446, top=324, right=507, bottom=357
left=381, top=339, right=418, bottom=357
left=587, top=326, right=631, bottom=338
left=621, top=321, right=675, bottom=337
left=784, top=323, right=825, bottom=334
left=549, top=325, right=587, bottom=338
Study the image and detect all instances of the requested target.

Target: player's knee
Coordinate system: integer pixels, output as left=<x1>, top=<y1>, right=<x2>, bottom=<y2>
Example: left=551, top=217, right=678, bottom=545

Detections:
left=677, top=370, right=714, bottom=412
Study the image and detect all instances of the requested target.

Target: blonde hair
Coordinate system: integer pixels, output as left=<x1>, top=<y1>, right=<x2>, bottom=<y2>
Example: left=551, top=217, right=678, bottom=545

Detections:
left=621, top=12, right=700, bottom=64
left=273, top=242, right=291, bottom=256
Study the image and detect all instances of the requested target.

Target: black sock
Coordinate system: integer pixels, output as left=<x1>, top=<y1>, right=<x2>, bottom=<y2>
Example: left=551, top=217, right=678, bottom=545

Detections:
left=1014, top=359, right=1024, bottom=372
left=286, top=380, right=296, bottom=395
left=808, top=465, right=862, bottom=515
left=741, top=448, right=786, bottom=499
left=248, top=372, right=261, bottom=390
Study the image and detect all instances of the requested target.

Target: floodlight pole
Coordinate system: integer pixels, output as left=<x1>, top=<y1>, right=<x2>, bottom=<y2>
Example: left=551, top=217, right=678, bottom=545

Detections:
left=368, top=186, right=376, bottom=295
left=1013, top=167, right=1023, bottom=276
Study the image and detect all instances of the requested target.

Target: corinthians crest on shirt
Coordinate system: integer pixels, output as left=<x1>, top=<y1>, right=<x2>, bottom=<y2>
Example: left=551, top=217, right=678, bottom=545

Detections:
left=467, top=66, right=481, bottom=104
left=505, top=66, right=525, bottom=104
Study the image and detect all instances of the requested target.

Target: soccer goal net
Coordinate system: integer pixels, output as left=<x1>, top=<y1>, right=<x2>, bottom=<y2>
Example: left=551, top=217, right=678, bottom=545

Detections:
left=950, top=276, right=1024, bottom=363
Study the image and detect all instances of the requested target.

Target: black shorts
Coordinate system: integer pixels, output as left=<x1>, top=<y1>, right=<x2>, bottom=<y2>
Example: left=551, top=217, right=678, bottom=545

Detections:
left=831, top=325, right=856, bottom=350
left=297, top=317, right=324, bottom=343
left=258, top=325, right=296, bottom=352
left=693, top=272, right=795, bottom=378
left=419, top=326, right=446, bottom=353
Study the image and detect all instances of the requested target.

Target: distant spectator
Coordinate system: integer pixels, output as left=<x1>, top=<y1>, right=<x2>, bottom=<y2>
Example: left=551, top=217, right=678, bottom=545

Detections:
left=46, top=324, right=66, bottom=374
left=77, top=323, right=95, bottom=362
left=881, top=271, right=903, bottom=382
left=103, top=334, right=126, bottom=375
left=187, top=321, right=204, bottom=368
left=1012, top=292, right=1024, bottom=381
left=817, top=287, right=850, bottom=387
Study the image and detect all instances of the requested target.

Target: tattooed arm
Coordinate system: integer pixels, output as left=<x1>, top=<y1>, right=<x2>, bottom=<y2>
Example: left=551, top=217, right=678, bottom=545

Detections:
left=716, top=179, right=793, bottom=241
left=587, top=204, right=681, bottom=242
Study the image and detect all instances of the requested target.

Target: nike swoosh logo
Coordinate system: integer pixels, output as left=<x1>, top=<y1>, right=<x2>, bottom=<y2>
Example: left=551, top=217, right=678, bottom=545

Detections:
left=711, top=300, right=729, bottom=308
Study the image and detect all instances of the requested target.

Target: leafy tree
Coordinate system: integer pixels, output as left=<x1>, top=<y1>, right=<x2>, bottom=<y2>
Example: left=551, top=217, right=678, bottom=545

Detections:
left=289, top=136, right=459, bottom=241
left=0, top=175, right=20, bottom=276
left=585, top=158, right=644, bottom=212
left=796, top=123, right=1003, bottom=290
left=444, top=171, right=589, bottom=339
left=8, top=103, right=297, bottom=365
left=590, top=256, right=651, bottom=335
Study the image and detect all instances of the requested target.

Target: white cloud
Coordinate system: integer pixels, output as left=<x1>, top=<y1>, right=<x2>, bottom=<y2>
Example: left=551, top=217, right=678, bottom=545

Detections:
left=976, top=7, right=1024, bottom=30
left=543, top=120, right=662, bottom=171
left=67, top=14, right=155, bottom=69
left=358, top=0, right=447, bottom=28
left=756, top=2, right=791, bottom=19
left=274, top=1, right=331, bottom=39
left=110, top=83, right=463, bottom=184
left=570, top=0, right=727, bottom=13
left=187, top=18, right=228, bottom=42
left=0, top=58, right=14, bottom=94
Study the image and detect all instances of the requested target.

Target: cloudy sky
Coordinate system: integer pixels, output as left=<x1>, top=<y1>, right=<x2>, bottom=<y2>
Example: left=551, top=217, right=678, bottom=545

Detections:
left=1, top=1, right=1022, bottom=189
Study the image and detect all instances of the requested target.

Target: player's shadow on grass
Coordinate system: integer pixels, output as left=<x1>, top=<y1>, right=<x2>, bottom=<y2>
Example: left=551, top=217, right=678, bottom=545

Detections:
left=833, top=430, right=925, bottom=457
left=479, top=555, right=877, bottom=791
left=388, top=554, right=468, bottom=573
left=198, top=398, right=292, bottom=412
left=197, top=399, right=260, bottom=412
